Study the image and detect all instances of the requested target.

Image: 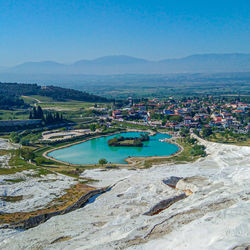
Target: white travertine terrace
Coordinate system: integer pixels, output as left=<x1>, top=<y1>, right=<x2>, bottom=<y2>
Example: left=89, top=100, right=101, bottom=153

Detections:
left=0, top=138, right=249, bottom=249
left=0, top=170, right=76, bottom=214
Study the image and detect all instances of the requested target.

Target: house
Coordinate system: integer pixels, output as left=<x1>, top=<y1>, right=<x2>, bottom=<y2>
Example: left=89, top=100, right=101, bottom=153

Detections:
left=184, top=116, right=192, bottom=125
left=193, top=113, right=208, bottom=121
left=163, top=109, right=174, bottom=115
left=112, top=111, right=123, bottom=119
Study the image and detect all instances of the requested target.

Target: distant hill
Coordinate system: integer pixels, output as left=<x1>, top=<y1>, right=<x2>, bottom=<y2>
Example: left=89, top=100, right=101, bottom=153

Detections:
left=158, top=53, right=250, bottom=73
left=1, top=53, right=250, bottom=76
left=73, top=55, right=148, bottom=66
left=0, top=82, right=110, bottom=103
left=7, top=61, right=67, bottom=74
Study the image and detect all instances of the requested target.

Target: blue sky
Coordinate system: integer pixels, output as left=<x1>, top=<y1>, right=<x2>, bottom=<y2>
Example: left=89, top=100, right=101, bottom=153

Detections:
left=0, top=0, right=250, bottom=66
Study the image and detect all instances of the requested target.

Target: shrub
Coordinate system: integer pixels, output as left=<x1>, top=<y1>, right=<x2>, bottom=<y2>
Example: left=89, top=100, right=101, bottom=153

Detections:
left=99, top=158, right=108, bottom=165
left=19, top=148, right=35, bottom=161
left=34, top=157, right=46, bottom=165
left=190, top=144, right=206, bottom=157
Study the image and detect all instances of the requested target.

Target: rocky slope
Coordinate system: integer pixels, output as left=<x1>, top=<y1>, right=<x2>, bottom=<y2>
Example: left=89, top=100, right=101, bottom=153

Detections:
left=0, top=139, right=249, bottom=249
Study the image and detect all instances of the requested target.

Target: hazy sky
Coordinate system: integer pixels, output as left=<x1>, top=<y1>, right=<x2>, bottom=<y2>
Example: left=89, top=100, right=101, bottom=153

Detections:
left=0, top=0, right=250, bottom=66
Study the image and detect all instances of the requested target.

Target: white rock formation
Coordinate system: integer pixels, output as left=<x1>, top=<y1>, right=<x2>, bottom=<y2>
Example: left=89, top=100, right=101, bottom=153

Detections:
left=0, top=138, right=77, bottom=216
left=0, top=170, right=77, bottom=214
left=0, top=140, right=249, bottom=249
left=0, top=138, right=19, bottom=150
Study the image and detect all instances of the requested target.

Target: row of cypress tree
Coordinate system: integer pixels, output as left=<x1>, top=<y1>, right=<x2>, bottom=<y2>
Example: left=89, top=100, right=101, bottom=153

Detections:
left=29, top=106, right=63, bottom=124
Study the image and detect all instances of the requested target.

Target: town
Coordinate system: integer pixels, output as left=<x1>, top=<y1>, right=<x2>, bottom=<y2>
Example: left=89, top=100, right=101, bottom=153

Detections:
left=111, top=96, right=250, bottom=143
left=1, top=92, right=249, bottom=146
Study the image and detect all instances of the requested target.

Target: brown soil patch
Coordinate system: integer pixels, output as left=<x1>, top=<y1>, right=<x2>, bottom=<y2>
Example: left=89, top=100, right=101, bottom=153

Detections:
left=0, top=184, right=96, bottom=225
left=0, top=195, right=23, bottom=202
left=50, top=236, right=72, bottom=244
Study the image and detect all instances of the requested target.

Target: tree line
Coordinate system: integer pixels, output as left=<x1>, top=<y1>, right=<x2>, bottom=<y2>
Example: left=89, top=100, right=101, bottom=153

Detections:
left=29, top=106, right=64, bottom=124
left=0, top=93, right=28, bottom=109
left=0, top=82, right=110, bottom=104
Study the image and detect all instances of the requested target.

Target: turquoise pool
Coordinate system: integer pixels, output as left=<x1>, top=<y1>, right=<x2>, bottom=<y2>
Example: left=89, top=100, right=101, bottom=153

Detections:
left=48, top=132, right=179, bottom=165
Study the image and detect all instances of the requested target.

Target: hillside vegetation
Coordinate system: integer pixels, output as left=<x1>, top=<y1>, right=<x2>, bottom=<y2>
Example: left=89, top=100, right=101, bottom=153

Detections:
left=0, top=82, right=110, bottom=108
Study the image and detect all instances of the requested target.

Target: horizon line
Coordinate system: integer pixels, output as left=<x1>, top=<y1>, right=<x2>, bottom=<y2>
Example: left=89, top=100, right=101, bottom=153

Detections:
left=1, top=52, right=250, bottom=68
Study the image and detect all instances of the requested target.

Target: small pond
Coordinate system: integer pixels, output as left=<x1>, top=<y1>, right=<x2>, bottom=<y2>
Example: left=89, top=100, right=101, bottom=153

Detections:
left=48, top=132, right=179, bottom=165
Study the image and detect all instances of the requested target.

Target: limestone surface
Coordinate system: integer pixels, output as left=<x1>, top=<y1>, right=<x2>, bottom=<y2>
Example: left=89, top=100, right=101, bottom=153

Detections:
left=0, top=140, right=249, bottom=249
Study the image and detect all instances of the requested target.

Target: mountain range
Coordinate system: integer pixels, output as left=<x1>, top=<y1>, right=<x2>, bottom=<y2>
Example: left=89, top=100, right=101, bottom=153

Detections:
left=1, top=53, right=250, bottom=75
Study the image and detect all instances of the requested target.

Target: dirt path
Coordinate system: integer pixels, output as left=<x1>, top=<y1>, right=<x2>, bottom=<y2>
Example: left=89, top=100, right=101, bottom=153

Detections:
left=22, top=96, right=41, bottom=104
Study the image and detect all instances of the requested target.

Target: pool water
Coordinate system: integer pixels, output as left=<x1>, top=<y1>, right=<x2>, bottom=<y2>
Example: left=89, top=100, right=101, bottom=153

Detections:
left=48, top=132, right=179, bottom=165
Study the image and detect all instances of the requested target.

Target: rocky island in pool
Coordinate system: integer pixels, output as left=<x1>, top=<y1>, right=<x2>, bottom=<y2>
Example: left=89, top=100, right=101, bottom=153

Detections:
left=107, top=133, right=149, bottom=147
left=47, top=132, right=179, bottom=165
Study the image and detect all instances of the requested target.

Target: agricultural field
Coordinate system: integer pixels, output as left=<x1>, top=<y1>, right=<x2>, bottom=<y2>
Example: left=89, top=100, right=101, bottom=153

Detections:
left=208, top=132, right=250, bottom=146
left=0, top=110, right=29, bottom=121
left=22, top=95, right=102, bottom=111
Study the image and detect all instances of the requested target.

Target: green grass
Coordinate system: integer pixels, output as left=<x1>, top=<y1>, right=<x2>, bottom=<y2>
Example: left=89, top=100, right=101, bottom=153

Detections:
left=14, top=131, right=42, bottom=144
left=9, top=151, right=30, bottom=167
left=3, top=178, right=25, bottom=183
left=39, top=101, right=95, bottom=111
left=22, top=95, right=54, bottom=103
left=0, top=150, right=34, bottom=174
left=157, top=128, right=172, bottom=133
left=30, top=95, right=54, bottom=102
left=114, top=121, right=150, bottom=130
left=0, top=195, right=23, bottom=202
left=0, top=148, right=53, bottom=176
left=207, top=133, right=250, bottom=146
left=58, top=170, right=81, bottom=178
left=121, top=140, right=134, bottom=144
left=0, top=109, right=29, bottom=120
left=234, top=139, right=250, bottom=146
left=70, top=118, right=96, bottom=123
left=28, top=167, right=53, bottom=177
left=32, top=147, right=63, bottom=167
left=22, top=95, right=101, bottom=115
left=21, top=96, right=38, bottom=105
left=0, top=150, right=9, bottom=156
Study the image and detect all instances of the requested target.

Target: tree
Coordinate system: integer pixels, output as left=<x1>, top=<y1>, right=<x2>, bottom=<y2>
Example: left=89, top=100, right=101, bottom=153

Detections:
left=190, top=145, right=206, bottom=157
left=169, top=115, right=183, bottom=122
left=33, top=107, right=37, bottom=118
left=193, top=128, right=199, bottom=136
left=108, top=137, right=118, bottom=146
left=37, top=106, right=44, bottom=120
left=202, top=127, right=213, bottom=138
left=186, top=137, right=197, bottom=144
left=19, top=148, right=35, bottom=161
left=34, top=157, right=46, bottom=165
left=99, top=158, right=107, bottom=165
left=207, top=107, right=211, bottom=114
left=180, top=128, right=189, bottom=137
left=20, top=138, right=29, bottom=146
left=10, top=132, right=20, bottom=143
left=90, top=124, right=96, bottom=131
left=30, top=106, right=45, bottom=120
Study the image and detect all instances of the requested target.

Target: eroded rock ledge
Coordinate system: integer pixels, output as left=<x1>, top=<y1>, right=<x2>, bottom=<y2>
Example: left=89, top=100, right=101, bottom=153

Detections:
left=144, top=176, right=209, bottom=216
left=1, top=186, right=110, bottom=230
left=144, top=193, right=187, bottom=216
